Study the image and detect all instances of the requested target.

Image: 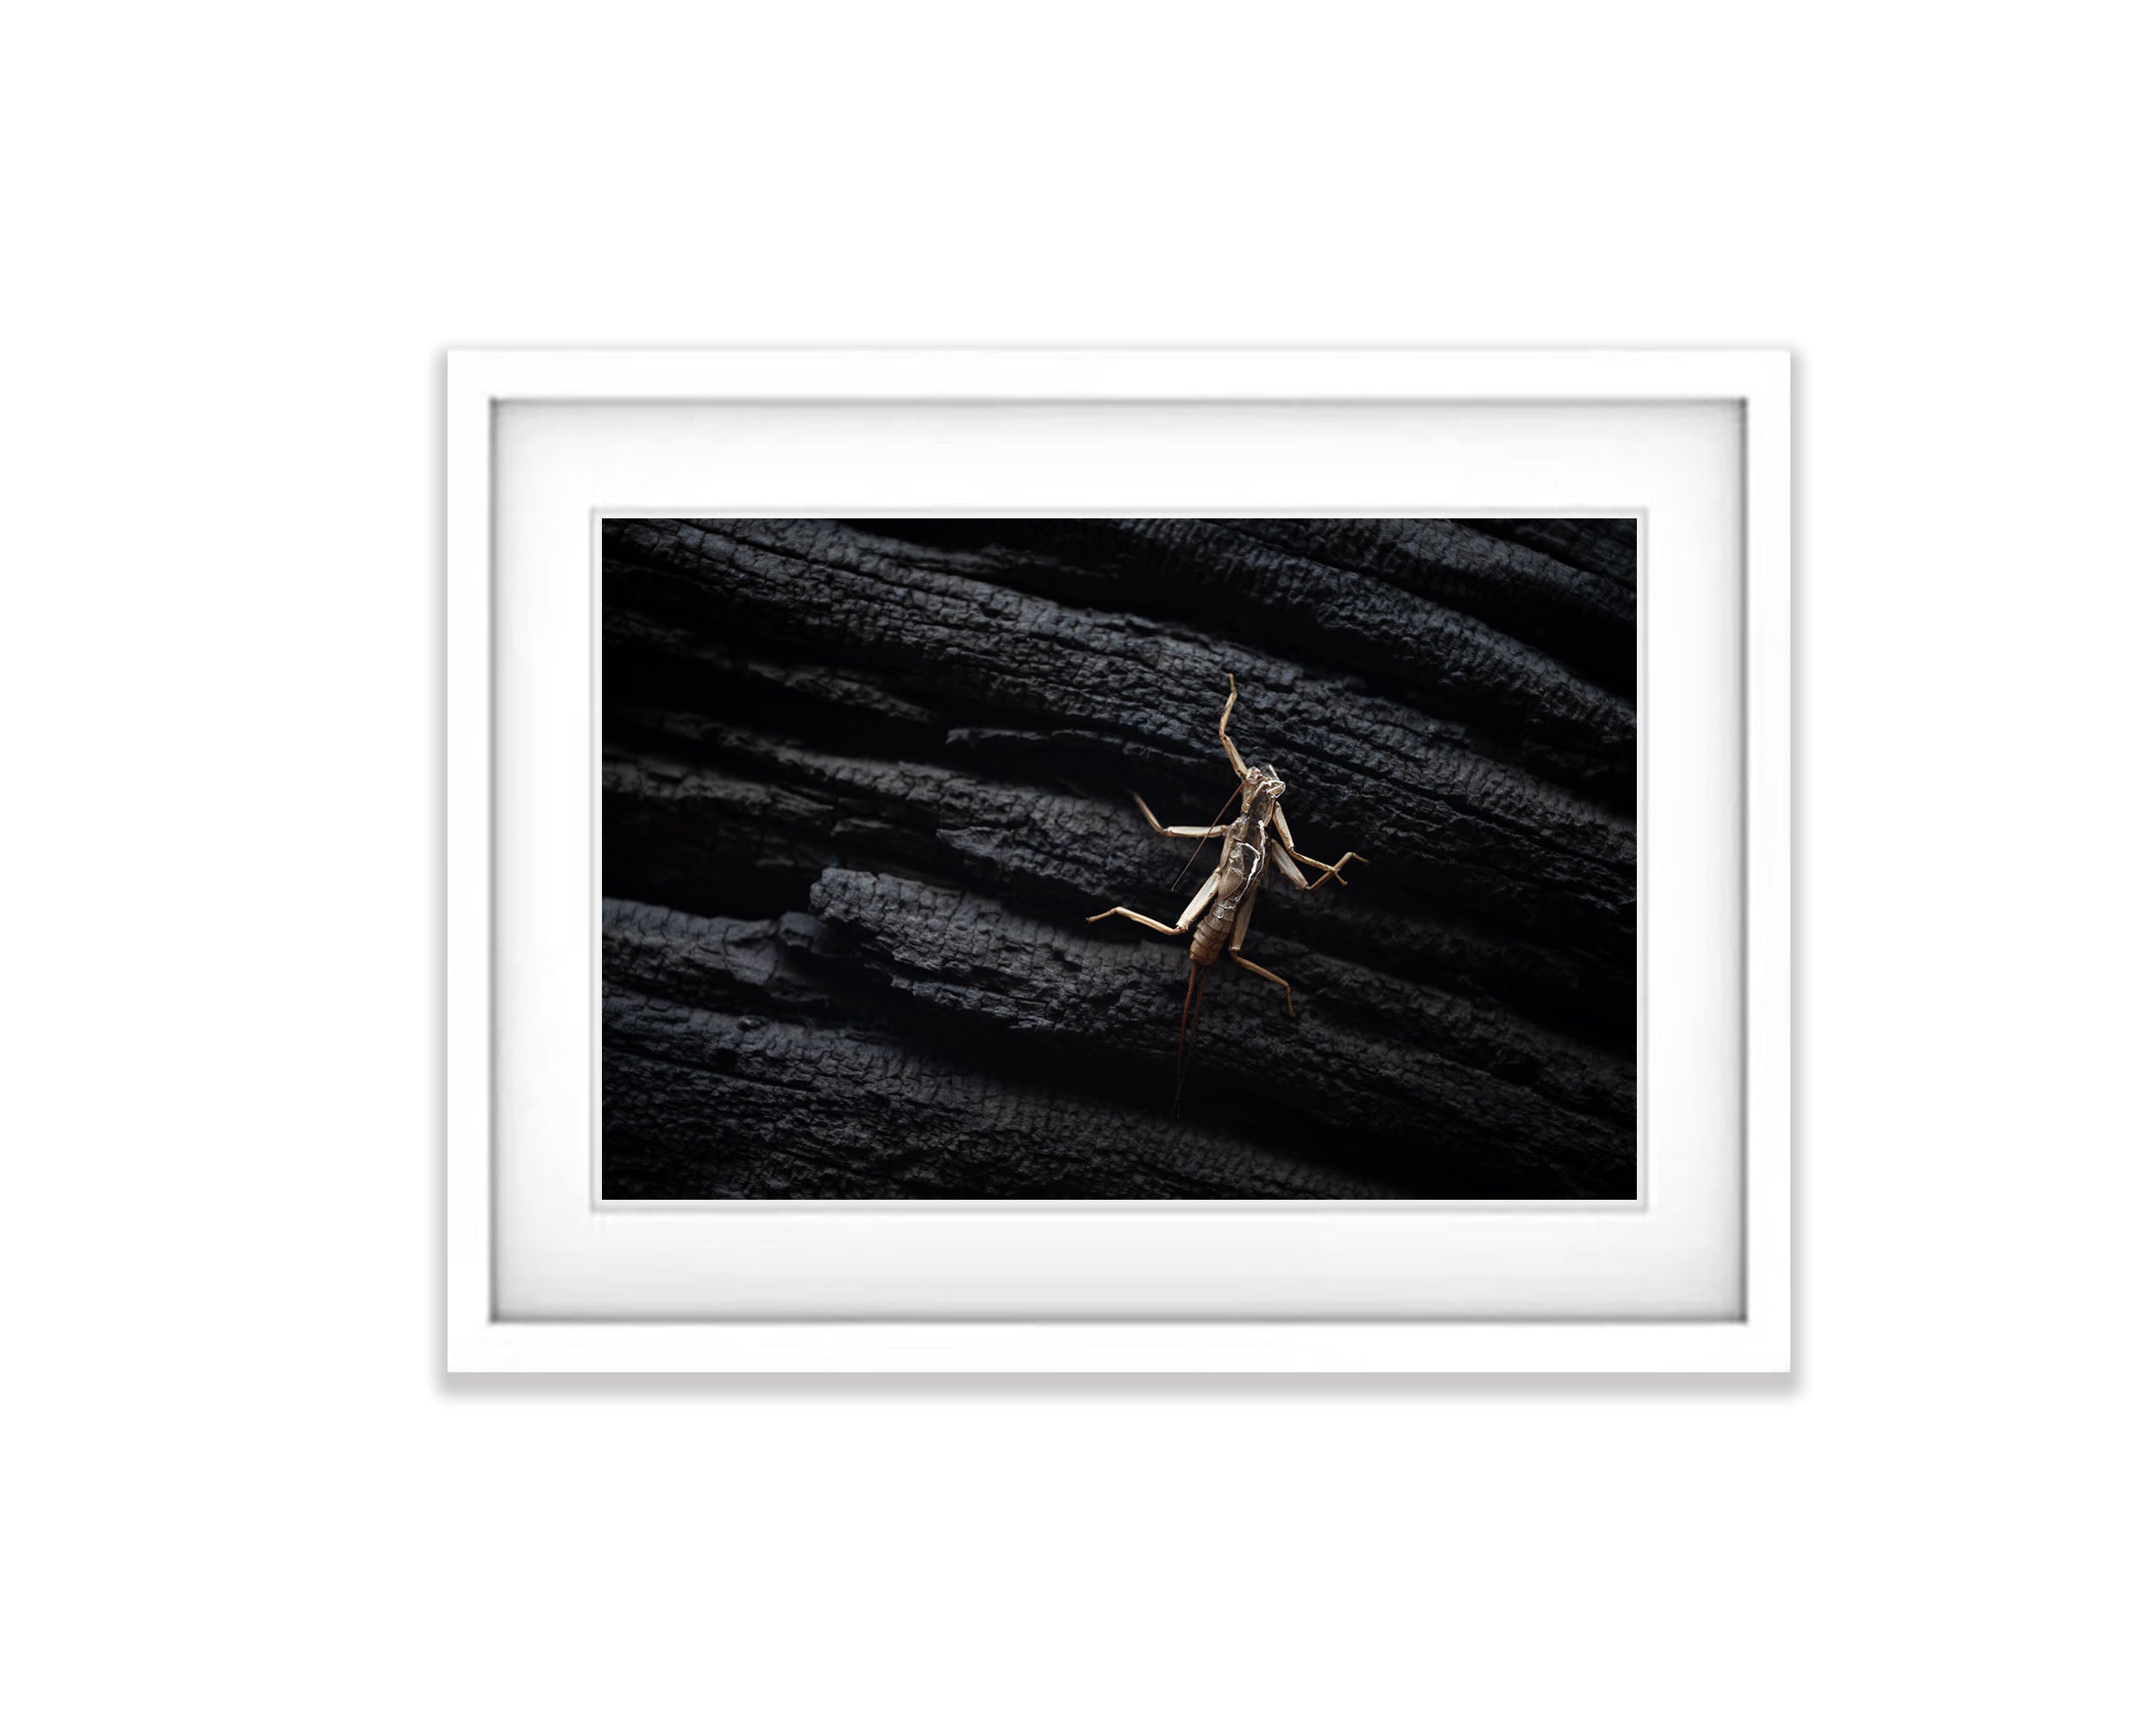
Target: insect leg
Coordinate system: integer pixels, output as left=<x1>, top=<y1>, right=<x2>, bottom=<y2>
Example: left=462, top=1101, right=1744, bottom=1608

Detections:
left=1296, top=848, right=1368, bottom=884
left=1175, top=862, right=1239, bottom=1109
left=1269, top=838, right=1313, bottom=890
left=1219, top=674, right=1249, bottom=777
left=1267, top=834, right=1364, bottom=890
left=1129, top=791, right=1232, bottom=840
left=1269, top=808, right=1364, bottom=886
left=1087, top=869, right=1221, bottom=936
left=1226, top=888, right=1294, bottom=1017
left=1085, top=907, right=1182, bottom=935
left=1230, top=955, right=1296, bottom=1018
left=1171, top=869, right=1223, bottom=929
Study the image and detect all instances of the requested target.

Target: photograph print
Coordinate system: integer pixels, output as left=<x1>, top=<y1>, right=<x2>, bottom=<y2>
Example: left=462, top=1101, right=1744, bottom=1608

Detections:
left=601, top=518, right=1635, bottom=1200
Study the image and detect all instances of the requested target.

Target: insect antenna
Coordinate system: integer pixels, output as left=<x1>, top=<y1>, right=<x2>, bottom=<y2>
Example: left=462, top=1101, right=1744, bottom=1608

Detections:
left=1168, top=786, right=1244, bottom=893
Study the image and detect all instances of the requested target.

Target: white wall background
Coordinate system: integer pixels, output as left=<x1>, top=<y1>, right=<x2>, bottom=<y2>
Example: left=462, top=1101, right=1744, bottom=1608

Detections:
left=4, top=5, right=2147, bottom=1721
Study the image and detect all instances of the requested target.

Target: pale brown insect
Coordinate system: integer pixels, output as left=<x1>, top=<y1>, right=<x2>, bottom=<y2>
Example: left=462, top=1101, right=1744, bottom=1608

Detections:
left=1087, top=674, right=1368, bottom=1107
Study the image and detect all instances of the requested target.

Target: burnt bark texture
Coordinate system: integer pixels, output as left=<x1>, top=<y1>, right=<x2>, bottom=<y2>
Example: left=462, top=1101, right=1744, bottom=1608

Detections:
left=603, top=517, right=1636, bottom=1199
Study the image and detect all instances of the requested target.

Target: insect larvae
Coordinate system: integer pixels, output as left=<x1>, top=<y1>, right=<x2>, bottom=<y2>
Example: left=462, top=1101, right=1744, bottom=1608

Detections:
left=1085, top=674, right=1369, bottom=1108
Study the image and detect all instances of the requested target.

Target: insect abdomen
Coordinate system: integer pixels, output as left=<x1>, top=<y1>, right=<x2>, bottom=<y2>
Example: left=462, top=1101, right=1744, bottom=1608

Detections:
left=1190, top=903, right=1236, bottom=967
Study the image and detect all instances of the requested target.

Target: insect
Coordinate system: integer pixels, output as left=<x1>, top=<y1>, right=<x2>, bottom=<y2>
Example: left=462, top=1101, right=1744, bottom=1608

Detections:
left=1087, top=674, right=1368, bottom=1107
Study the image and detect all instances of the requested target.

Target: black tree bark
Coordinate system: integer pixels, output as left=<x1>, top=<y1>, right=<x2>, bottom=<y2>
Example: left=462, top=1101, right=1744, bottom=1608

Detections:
left=603, top=517, right=1636, bottom=1199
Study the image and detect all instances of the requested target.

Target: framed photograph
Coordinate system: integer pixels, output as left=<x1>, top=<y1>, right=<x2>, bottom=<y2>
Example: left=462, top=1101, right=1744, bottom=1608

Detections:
left=448, top=348, right=1789, bottom=1372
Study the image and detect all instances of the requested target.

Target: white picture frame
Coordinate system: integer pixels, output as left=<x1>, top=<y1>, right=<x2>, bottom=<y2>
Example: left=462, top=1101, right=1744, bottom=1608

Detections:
left=448, top=348, right=1790, bottom=1373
